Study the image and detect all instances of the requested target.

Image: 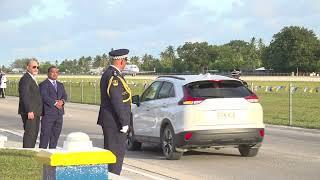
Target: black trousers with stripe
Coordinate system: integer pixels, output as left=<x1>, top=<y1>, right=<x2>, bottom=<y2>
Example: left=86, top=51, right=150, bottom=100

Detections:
left=102, top=127, right=126, bottom=175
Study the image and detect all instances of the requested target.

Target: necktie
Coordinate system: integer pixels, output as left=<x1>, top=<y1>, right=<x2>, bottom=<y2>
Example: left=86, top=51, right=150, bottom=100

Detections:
left=53, top=81, right=57, bottom=92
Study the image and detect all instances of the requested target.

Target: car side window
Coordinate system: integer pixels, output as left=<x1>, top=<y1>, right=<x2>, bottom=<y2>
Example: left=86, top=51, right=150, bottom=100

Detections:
left=140, top=81, right=162, bottom=102
left=169, top=85, right=175, bottom=97
left=157, top=82, right=175, bottom=99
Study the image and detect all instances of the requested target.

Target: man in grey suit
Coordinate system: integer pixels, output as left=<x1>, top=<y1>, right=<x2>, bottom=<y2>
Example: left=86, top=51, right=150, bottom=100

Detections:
left=18, top=59, right=43, bottom=148
left=39, top=66, right=67, bottom=149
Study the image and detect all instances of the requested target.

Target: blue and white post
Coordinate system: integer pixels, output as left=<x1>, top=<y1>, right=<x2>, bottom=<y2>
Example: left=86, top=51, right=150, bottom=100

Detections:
left=36, top=132, right=116, bottom=180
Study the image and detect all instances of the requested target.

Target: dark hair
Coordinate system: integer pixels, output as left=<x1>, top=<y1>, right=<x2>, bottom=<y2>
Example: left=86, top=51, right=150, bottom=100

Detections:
left=48, top=66, right=57, bottom=73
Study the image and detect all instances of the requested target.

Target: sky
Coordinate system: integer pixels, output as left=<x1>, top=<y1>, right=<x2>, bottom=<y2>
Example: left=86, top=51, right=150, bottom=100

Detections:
left=1, top=0, right=320, bottom=66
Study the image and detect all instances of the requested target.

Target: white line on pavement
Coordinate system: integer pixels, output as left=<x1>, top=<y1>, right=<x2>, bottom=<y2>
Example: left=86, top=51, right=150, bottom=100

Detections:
left=122, top=167, right=167, bottom=180
left=0, top=128, right=24, bottom=137
left=0, top=128, right=167, bottom=180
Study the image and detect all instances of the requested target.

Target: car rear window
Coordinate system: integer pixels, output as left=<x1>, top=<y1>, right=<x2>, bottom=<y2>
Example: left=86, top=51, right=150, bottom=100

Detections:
left=185, top=80, right=253, bottom=98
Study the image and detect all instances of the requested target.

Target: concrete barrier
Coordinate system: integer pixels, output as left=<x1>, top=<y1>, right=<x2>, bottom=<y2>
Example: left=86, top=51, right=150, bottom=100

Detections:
left=36, top=132, right=116, bottom=180
left=0, top=135, right=8, bottom=148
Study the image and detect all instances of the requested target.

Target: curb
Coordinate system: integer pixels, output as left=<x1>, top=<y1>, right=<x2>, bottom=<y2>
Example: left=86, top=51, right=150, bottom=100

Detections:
left=266, top=124, right=320, bottom=134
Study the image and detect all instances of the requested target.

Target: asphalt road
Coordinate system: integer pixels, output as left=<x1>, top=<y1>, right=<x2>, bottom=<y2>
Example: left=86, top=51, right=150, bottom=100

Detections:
left=1, top=96, right=319, bottom=180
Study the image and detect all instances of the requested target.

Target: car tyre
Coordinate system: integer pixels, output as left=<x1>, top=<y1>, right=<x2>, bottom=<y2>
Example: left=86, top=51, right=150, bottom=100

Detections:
left=126, top=126, right=142, bottom=151
left=238, top=145, right=259, bottom=157
left=161, top=125, right=183, bottom=160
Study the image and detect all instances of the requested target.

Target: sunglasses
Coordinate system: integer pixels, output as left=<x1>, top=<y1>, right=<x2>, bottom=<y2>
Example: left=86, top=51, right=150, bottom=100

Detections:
left=32, top=66, right=39, bottom=69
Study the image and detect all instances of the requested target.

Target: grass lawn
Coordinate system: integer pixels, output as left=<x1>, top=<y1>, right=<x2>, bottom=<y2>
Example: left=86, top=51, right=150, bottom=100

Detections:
left=248, top=81, right=320, bottom=129
left=0, top=149, right=42, bottom=180
left=5, top=77, right=320, bottom=129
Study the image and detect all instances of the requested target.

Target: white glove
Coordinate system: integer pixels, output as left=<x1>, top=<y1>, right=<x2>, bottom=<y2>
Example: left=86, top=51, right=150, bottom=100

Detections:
left=120, top=125, right=129, bottom=133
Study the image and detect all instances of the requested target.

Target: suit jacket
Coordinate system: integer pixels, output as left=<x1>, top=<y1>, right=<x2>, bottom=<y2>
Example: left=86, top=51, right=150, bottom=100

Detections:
left=39, top=79, right=67, bottom=117
left=97, top=66, right=131, bottom=129
left=18, top=73, right=43, bottom=115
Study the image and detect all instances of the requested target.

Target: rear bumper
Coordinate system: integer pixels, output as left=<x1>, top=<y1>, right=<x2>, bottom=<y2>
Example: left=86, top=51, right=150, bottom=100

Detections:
left=175, top=128, right=264, bottom=149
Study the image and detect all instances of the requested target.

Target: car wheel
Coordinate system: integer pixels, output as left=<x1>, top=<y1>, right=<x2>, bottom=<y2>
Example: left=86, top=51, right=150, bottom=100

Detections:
left=238, top=145, right=259, bottom=157
left=161, top=125, right=183, bottom=160
left=126, top=126, right=142, bottom=151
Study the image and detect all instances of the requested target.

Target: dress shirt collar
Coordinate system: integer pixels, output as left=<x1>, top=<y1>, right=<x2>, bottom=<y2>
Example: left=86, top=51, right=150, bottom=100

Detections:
left=27, top=71, right=37, bottom=85
left=48, top=78, right=56, bottom=85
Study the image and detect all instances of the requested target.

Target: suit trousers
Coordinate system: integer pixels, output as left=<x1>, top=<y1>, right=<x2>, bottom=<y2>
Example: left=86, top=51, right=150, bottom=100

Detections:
left=102, top=127, right=127, bottom=175
left=21, top=114, right=40, bottom=148
left=39, top=115, right=63, bottom=149
left=0, top=88, right=5, bottom=98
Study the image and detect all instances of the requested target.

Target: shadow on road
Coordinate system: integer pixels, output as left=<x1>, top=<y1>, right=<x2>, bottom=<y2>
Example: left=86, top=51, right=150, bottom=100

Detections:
left=126, top=143, right=240, bottom=160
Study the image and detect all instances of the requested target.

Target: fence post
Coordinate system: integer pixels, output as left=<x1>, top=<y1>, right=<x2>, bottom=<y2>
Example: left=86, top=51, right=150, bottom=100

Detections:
left=289, top=83, right=293, bottom=126
left=14, top=80, right=17, bottom=96
left=7, top=81, right=10, bottom=95
left=81, top=80, right=84, bottom=103
left=69, top=80, right=72, bottom=102
left=94, top=80, right=97, bottom=104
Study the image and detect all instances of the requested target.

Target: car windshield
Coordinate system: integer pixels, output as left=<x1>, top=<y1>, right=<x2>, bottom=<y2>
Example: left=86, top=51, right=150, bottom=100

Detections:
left=185, top=80, right=253, bottom=98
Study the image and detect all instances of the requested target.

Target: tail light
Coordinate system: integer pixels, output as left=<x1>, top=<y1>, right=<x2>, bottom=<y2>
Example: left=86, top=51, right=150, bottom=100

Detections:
left=259, top=129, right=265, bottom=137
left=244, top=94, right=259, bottom=103
left=178, top=87, right=205, bottom=105
left=184, top=132, right=193, bottom=141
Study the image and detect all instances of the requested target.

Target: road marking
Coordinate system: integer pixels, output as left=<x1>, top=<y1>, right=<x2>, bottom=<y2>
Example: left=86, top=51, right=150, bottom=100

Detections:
left=0, top=128, right=41, bottom=145
left=123, top=166, right=167, bottom=180
left=0, top=128, right=170, bottom=180
left=0, top=128, right=24, bottom=136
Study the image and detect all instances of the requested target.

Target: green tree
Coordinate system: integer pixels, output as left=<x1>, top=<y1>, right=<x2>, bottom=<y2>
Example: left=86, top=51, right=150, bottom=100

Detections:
left=177, top=42, right=212, bottom=73
left=10, top=58, right=31, bottom=69
left=93, top=55, right=102, bottom=68
left=225, top=40, right=250, bottom=70
left=160, top=46, right=176, bottom=73
left=1, top=65, right=10, bottom=73
left=247, top=37, right=262, bottom=71
left=59, top=59, right=77, bottom=74
left=78, top=56, right=92, bottom=73
left=264, top=26, right=320, bottom=72
left=214, top=45, right=239, bottom=71
left=130, top=56, right=141, bottom=67
left=101, top=53, right=109, bottom=67
left=140, top=54, right=158, bottom=72
left=257, top=38, right=266, bottom=68
left=39, top=61, right=53, bottom=74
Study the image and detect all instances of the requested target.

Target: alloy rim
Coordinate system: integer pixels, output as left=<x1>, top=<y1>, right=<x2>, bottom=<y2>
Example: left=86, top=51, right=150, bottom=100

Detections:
left=163, top=128, right=173, bottom=155
left=126, top=130, right=133, bottom=147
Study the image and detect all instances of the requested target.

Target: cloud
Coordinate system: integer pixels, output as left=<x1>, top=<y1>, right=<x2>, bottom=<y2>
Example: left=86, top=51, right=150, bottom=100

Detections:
left=12, top=39, right=73, bottom=58
left=188, top=0, right=242, bottom=15
left=96, top=30, right=122, bottom=40
left=1, top=0, right=320, bottom=66
left=0, top=0, right=37, bottom=21
left=8, top=0, right=71, bottom=27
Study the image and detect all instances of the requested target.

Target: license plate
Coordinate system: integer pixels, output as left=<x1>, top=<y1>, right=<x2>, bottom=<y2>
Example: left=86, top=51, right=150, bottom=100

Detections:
left=217, top=111, right=235, bottom=120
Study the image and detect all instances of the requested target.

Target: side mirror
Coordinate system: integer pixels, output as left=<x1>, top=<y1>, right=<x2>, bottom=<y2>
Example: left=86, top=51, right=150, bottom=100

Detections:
left=132, top=95, right=140, bottom=106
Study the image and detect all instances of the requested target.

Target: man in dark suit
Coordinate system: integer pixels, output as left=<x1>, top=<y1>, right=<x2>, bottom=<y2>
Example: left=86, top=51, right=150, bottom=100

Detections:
left=18, top=59, right=43, bottom=148
left=39, top=66, right=67, bottom=149
left=97, top=49, right=132, bottom=175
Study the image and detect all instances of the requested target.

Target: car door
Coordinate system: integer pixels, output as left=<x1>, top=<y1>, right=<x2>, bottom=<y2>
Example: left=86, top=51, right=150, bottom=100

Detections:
left=132, top=81, right=163, bottom=136
left=151, top=81, right=176, bottom=137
